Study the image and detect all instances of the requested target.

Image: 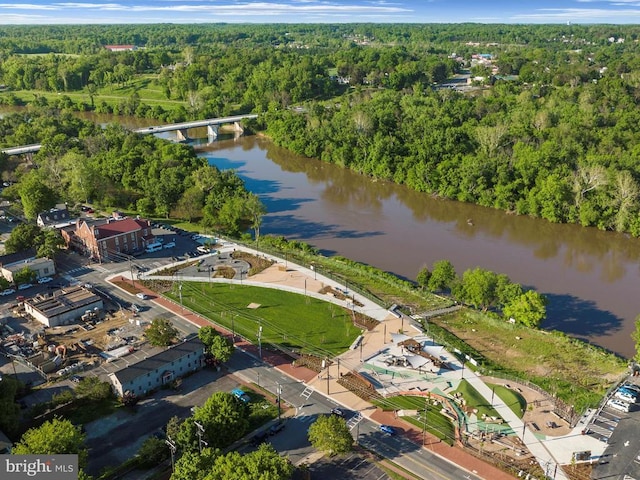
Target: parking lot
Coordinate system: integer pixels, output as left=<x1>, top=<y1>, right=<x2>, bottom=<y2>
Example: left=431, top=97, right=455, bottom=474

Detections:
left=590, top=380, right=640, bottom=479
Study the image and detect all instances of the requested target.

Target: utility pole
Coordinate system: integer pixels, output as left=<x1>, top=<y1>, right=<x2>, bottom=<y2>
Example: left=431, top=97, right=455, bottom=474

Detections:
left=194, top=421, right=206, bottom=453
left=258, top=323, right=263, bottom=359
left=165, top=437, right=177, bottom=472
left=422, top=397, right=428, bottom=445
left=277, top=383, right=283, bottom=421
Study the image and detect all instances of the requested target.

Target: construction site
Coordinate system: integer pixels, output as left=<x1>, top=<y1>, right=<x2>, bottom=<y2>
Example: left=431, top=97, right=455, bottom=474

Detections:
left=0, top=286, right=149, bottom=382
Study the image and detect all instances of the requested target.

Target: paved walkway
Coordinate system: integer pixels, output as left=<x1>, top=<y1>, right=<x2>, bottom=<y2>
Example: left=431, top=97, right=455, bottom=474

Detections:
left=108, top=243, right=587, bottom=479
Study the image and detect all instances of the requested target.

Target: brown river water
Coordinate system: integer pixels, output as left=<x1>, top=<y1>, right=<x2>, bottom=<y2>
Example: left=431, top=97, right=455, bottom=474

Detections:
left=3, top=110, right=639, bottom=358
left=197, top=135, right=640, bottom=359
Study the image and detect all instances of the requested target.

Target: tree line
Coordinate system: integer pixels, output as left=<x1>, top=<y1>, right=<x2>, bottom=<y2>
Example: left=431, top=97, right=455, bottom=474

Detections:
left=0, top=109, right=264, bottom=235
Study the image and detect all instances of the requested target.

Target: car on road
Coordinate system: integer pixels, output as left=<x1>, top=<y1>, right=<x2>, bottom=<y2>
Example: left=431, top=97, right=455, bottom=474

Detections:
left=136, top=292, right=148, bottom=300
left=330, top=407, right=346, bottom=418
left=37, top=276, right=53, bottom=284
left=251, top=431, right=269, bottom=446
left=379, top=425, right=396, bottom=435
left=17, top=283, right=33, bottom=290
left=71, top=375, right=81, bottom=384
left=0, top=288, right=15, bottom=296
left=268, top=421, right=285, bottom=435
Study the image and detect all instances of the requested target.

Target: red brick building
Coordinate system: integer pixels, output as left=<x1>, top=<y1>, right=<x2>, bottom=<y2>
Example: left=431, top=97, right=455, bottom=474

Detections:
left=62, top=216, right=155, bottom=261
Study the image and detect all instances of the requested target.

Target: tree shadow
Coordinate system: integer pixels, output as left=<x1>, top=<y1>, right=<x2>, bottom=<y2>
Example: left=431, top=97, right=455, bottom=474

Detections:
left=542, top=293, right=623, bottom=339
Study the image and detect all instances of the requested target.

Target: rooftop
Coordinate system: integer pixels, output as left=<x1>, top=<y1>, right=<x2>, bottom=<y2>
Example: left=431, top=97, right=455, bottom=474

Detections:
left=25, top=286, right=102, bottom=318
left=110, top=336, right=205, bottom=386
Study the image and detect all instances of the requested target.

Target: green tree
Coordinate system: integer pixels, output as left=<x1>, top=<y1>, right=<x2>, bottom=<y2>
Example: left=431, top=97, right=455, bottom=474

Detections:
left=205, top=444, right=293, bottom=480
left=4, top=223, right=41, bottom=254
left=427, top=260, right=457, bottom=292
left=12, top=418, right=88, bottom=467
left=198, top=326, right=234, bottom=364
left=0, top=375, right=21, bottom=436
left=13, top=266, right=37, bottom=286
left=74, top=377, right=112, bottom=401
left=244, top=193, right=266, bottom=247
left=145, top=318, right=179, bottom=346
left=37, top=228, right=65, bottom=260
left=171, top=448, right=218, bottom=480
left=503, top=290, right=548, bottom=328
left=307, top=414, right=353, bottom=456
left=136, top=437, right=169, bottom=469
left=194, top=392, right=249, bottom=449
left=416, top=266, right=431, bottom=291
left=460, top=268, right=498, bottom=311
left=18, top=172, right=58, bottom=220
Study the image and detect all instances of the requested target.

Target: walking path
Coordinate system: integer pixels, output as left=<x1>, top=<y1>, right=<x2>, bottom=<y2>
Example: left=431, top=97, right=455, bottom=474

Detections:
left=108, top=243, right=602, bottom=479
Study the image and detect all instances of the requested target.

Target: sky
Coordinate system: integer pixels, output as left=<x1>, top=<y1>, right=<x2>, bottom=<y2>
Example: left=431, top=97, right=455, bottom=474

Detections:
left=2, top=0, right=640, bottom=25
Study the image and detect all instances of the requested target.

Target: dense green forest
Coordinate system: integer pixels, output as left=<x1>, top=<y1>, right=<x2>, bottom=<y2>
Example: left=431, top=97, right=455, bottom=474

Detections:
left=0, top=109, right=262, bottom=233
left=2, top=23, right=640, bottom=234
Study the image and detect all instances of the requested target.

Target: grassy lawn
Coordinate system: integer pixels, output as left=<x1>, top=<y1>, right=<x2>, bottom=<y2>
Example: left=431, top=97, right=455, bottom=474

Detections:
left=432, top=309, right=627, bottom=411
left=65, top=398, right=123, bottom=426
left=373, top=395, right=455, bottom=445
left=454, top=379, right=501, bottom=420
left=242, top=387, right=280, bottom=431
left=486, top=383, right=526, bottom=418
left=165, top=282, right=361, bottom=356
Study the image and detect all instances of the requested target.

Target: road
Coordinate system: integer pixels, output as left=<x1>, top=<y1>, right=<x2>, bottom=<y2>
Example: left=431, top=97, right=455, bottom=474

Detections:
left=56, top=247, right=483, bottom=480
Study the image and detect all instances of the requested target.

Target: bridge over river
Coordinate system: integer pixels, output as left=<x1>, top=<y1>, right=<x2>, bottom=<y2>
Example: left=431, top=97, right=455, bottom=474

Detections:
left=1, top=114, right=258, bottom=156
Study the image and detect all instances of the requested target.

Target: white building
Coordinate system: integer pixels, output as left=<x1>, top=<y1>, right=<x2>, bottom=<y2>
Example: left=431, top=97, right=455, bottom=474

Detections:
left=108, top=337, right=205, bottom=397
left=24, top=286, right=103, bottom=327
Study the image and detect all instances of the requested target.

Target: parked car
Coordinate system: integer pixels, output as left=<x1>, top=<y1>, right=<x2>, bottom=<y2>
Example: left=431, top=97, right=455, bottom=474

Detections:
left=379, top=425, right=396, bottom=435
left=70, top=375, right=81, bottom=384
left=231, top=388, right=251, bottom=403
left=163, top=242, right=176, bottom=249
left=607, top=398, right=631, bottom=412
left=17, top=283, right=33, bottom=290
left=251, top=431, right=269, bottom=446
left=37, top=276, right=53, bottom=284
left=0, top=288, right=15, bottom=296
left=268, top=421, right=285, bottom=435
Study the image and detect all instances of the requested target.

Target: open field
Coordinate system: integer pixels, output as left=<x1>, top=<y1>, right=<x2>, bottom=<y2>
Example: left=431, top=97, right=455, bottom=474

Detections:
left=165, top=281, right=361, bottom=356
left=431, top=309, right=627, bottom=411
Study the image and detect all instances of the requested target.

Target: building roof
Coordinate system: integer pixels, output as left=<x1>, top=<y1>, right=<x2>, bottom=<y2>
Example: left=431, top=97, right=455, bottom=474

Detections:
left=0, top=248, right=37, bottom=268
left=38, top=207, right=70, bottom=226
left=92, top=218, right=149, bottom=240
left=110, top=337, right=205, bottom=387
left=25, top=286, right=102, bottom=318
left=4, top=257, right=53, bottom=274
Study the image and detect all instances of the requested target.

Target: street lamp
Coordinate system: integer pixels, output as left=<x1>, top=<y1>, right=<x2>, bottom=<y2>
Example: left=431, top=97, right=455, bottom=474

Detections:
left=310, top=264, right=316, bottom=280
left=258, top=324, right=263, bottom=359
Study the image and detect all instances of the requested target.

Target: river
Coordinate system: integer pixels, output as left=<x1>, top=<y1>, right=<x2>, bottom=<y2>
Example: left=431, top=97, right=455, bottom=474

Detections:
left=196, top=136, right=640, bottom=359
left=2, top=109, right=638, bottom=358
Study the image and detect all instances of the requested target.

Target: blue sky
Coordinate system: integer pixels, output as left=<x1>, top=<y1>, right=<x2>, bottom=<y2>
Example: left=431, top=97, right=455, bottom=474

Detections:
left=1, top=0, right=640, bottom=25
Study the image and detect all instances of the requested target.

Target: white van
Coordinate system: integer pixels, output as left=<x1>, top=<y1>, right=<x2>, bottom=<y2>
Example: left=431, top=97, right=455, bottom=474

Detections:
left=145, top=242, right=162, bottom=253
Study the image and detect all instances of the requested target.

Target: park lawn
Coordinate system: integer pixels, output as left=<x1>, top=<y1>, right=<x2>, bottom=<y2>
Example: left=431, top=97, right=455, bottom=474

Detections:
left=454, top=379, right=501, bottom=420
left=165, top=281, right=361, bottom=356
left=486, top=383, right=526, bottom=418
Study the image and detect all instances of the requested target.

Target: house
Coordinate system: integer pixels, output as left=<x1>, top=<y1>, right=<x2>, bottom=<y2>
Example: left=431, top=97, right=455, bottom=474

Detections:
left=0, top=249, right=55, bottom=283
left=104, top=45, right=137, bottom=52
left=37, top=205, right=72, bottom=228
left=61, top=216, right=154, bottom=262
left=23, top=285, right=103, bottom=327
left=108, top=337, right=206, bottom=397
